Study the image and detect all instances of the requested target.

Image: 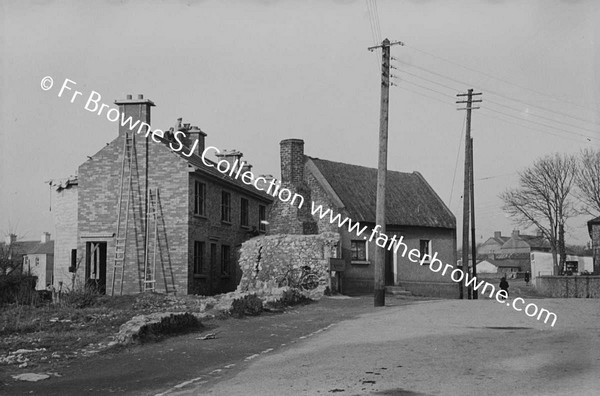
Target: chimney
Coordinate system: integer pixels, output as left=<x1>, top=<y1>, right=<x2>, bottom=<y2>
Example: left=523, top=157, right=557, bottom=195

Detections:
left=268, top=139, right=318, bottom=235
left=216, top=149, right=244, bottom=173
left=494, top=231, right=502, bottom=239
left=114, top=94, right=155, bottom=138
left=512, top=229, right=520, bottom=238
left=280, top=139, right=305, bottom=184
left=4, top=234, right=16, bottom=245
left=536, top=229, right=543, bottom=237
left=256, top=174, right=275, bottom=190
left=187, top=126, right=206, bottom=156
left=41, top=232, right=51, bottom=243
left=241, top=163, right=253, bottom=173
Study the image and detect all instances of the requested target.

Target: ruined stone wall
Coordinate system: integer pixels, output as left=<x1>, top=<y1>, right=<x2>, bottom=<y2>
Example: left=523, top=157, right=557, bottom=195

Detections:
left=237, top=232, right=340, bottom=293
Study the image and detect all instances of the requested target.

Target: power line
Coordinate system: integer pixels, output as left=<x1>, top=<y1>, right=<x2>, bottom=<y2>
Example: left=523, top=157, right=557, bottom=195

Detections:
left=449, top=113, right=466, bottom=206
left=392, top=58, right=600, bottom=128
left=485, top=98, right=600, bottom=136
left=482, top=107, right=595, bottom=141
left=403, top=43, right=598, bottom=114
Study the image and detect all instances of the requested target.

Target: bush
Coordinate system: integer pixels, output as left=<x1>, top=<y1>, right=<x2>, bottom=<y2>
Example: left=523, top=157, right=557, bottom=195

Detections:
left=0, top=274, right=38, bottom=305
left=230, top=294, right=263, bottom=318
left=62, top=287, right=102, bottom=308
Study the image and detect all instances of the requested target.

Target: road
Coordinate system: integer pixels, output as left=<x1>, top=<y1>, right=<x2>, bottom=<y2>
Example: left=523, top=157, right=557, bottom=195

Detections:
left=174, top=298, right=600, bottom=396
left=3, top=296, right=599, bottom=395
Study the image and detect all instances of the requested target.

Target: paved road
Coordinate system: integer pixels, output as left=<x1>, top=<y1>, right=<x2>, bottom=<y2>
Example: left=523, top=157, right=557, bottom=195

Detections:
left=2, top=295, right=414, bottom=395
left=173, top=298, right=600, bottom=396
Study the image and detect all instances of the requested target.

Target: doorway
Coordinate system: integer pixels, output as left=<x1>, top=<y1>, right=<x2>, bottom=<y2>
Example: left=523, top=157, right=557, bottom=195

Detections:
left=85, top=242, right=107, bottom=294
left=385, top=248, right=394, bottom=286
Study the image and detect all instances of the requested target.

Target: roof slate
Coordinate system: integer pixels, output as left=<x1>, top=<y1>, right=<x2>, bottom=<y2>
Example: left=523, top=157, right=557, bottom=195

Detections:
left=307, top=156, right=456, bottom=229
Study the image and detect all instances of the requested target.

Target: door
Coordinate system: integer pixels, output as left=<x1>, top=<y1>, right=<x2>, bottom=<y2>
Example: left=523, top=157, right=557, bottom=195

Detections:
left=385, top=248, right=394, bottom=286
left=85, top=242, right=107, bottom=294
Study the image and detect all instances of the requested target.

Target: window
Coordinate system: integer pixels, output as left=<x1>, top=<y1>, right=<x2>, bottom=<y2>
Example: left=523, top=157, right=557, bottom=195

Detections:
left=221, top=245, right=231, bottom=276
left=194, top=181, right=206, bottom=216
left=240, top=198, right=249, bottom=227
left=193, top=241, right=205, bottom=274
left=221, top=191, right=231, bottom=222
left=419, top=240, right=432, bottom=262
left=351, top=240, right=367, bottom=261
left=259, top=205, right=266, bottom=232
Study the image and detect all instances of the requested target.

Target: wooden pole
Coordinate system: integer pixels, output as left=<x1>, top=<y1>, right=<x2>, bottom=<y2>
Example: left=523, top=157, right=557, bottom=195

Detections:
left=374, top=38, right=391, bottom=307
left=461, top=89, right=473, bottom=299
left=470, top=136, right=478, bottom=299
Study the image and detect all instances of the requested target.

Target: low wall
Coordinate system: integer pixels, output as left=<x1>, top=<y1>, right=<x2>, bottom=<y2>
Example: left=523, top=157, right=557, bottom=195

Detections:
left=398, top=280, right=460, bottom=299
left=237, top=232, right=340, bottom=293
left=536, top=276, right=600, bottom=298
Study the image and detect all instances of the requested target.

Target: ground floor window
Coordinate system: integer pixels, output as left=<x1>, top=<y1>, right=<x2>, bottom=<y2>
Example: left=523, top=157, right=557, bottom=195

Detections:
left=351, top=240, right=367, bottom=261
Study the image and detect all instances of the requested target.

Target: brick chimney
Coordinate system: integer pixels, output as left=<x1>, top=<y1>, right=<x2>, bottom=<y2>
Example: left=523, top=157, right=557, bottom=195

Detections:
left=114, top=94, right=155, bottom=138
left=187, top=126, right=206, bottom=156
left=4, top=234, right=16, bottom=245
left=268, top=139, right=318, bottom=235
left=41, top=232, right=51, bottom=243
left=494, top=231, right=502, bottom=239
left=511, top=229, right=521, bottom=238
left=216, top=150, right=244, bottom=173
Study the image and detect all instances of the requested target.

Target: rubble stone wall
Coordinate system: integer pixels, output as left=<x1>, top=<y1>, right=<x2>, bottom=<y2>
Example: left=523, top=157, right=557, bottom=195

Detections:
left=237, top=232, right=340, bottom=293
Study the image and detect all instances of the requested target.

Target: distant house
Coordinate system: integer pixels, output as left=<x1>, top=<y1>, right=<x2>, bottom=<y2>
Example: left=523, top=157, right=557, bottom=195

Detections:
left=478, top=231, right=509, bottom=256
left=531, top=251, right=593, bottom=279
left=268, top=139, right=458, bottom=298
left=1, top=233, right=54, bottom=290
left=475, top=259, right=498, bottom=274
left=588, top=216, right=600, bottom=274
left=478, top=229, right=551, bottom=272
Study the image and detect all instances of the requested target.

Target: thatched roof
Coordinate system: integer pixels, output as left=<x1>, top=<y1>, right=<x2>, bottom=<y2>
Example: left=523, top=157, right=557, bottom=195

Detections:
left=308, top=157, right=455, bottom=229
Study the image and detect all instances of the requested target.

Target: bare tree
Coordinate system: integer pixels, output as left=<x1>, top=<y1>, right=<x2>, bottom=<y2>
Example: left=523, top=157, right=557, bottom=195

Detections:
left=500, top=153, right=578, bottom=275
left=575, top=147, right=600, bottom=216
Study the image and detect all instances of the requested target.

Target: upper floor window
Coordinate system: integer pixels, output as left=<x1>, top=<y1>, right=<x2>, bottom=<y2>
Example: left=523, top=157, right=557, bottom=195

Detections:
left=194, top=181, right=206, bottom=216
left=240, top=198, right=249, bottom=227
left=221, top=191, right=231, bottom=222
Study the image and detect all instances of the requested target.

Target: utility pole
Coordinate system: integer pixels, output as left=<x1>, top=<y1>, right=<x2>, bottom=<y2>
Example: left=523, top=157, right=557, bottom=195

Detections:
left=457, top=89, right=481, bottom=299
left=368, top=38, right=403, bottom=307
left=470, top=137, right=478, bottom=299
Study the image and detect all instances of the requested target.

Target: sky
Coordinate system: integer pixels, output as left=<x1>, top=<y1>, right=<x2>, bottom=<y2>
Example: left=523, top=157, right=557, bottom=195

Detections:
left=1, top=0, right=599, bottom=246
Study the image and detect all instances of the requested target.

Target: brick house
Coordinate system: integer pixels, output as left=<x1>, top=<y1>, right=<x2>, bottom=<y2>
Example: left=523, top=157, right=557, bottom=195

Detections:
left=268, top=139, right=458, bottom=298
left=72, top=94, right=272, bottom=296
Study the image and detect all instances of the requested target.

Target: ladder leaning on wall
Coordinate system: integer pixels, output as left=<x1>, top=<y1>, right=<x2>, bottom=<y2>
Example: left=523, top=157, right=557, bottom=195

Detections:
left=111, top=131, right=138, bottom=296
left=144, top=188, right=160, bottom=292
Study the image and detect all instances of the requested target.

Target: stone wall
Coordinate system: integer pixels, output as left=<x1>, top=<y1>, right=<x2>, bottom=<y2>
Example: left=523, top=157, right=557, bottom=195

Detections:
left=536, top=276, right=600, bottom=298
left=237, top=232, right=340, bottom=293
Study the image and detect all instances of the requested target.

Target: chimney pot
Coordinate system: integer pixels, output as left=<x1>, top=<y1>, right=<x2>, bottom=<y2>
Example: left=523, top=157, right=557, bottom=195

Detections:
left=4, top=234, right=17, bottom=245
left=184, top=123, right=191, bottom=129
left=138, top=94, right=144, bottom=99
left=41, top=232, right=51, bottom=243
left=126, top=94, right=132, bottom=100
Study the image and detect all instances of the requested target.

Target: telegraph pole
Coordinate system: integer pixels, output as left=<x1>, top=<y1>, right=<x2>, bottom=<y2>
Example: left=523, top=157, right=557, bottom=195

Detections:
left=368, top=38, right=403, bottom=307
left=470, top=136, right=478, bottom=299
left=457, top=89, right=481, bottom=299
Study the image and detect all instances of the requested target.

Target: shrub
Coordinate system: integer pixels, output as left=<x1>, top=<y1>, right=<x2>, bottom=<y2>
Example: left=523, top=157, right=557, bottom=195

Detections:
left=62, top=287, right=102, bottom=308
left=0, top=274, right=38, bottom=305
left=230, top=294, right=263, bottom=318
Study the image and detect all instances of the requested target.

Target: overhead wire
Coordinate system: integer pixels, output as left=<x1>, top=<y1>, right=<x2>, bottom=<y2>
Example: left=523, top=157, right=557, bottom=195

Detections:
left=403, top=43, right=598, bottom=114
